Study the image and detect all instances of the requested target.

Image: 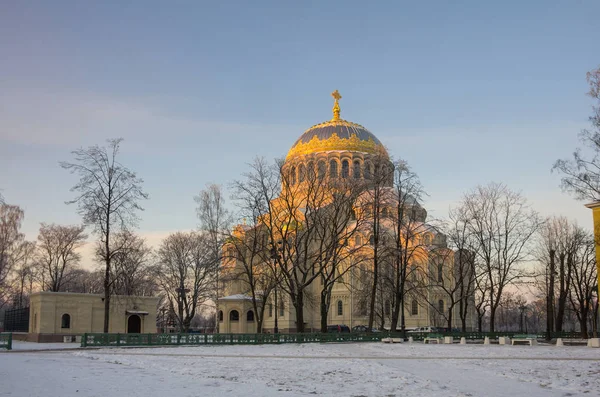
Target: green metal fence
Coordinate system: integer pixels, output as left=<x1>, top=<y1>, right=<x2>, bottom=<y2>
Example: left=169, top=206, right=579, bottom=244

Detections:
left=81, top=332, right=384, bottom=347
left=80, top=330, right=582, bottom=348
left=0, top=333, right=12, bottom=350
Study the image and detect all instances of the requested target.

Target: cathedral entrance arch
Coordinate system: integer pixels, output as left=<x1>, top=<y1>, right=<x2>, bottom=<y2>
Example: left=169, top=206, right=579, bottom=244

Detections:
left=127, top=315, right=141, bottom=333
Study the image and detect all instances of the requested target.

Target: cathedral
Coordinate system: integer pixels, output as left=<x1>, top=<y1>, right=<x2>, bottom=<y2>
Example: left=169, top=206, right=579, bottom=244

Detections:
left=217, top=91, right=475, bottom=333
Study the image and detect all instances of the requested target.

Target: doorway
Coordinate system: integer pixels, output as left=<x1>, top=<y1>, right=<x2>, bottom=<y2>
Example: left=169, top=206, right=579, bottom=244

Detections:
left=127, top=315, right=141, bottom=333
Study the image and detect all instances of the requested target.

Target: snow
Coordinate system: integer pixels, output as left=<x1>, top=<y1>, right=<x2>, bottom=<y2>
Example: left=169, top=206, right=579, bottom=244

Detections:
left=10, top=341, right=81, bottom=351
left=1, top=341, right=599, bottom=396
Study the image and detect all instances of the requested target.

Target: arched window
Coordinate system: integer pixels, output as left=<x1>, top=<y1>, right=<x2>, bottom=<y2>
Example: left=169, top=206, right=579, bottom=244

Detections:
left=268, top=304, right=273, bottom=318
left=355, top=235, right=362, bottom=246
left=364, top=162, right=372, bottom=180
left=353, top=160, right=361, bottom=179
left=329, top=160, right=338, bottom=178
left=218, top=310, right=224, bottom=322
left=290, top=166, right=296, bottom=185
left=298, top=164, right=306, bottom=183
left=337, top=300, right=343, bottom=316
left=381, top=207, right=388, bottom=218
left=424, top=234, right=431, bottom=246
left=307, top=161, right=315, bottom=179
left=279, top=301, right=285, bottom=317
left=341, top=160, right=349, bottom=178
left=384, top=300, right=391, bottom=316
left=437, top=263, right=443, bottom=283
left=230, top=310, right=239, bottom=321
left=317, top=161, right=326, bottom=180
left=411, top=300, right=418, bottom=315
left=247, top=310, right=255, bottom=322
left=369, top=235, right=375, bottom=246
left=61, top=313, right=71, bottom=329
left=438, top=300, right=444, bottom=313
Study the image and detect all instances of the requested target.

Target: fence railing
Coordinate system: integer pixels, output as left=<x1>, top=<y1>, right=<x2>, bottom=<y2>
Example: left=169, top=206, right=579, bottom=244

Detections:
left=81, top=332, right=384, bottom=347
left=0, top=333, right=12, bottom=350
left=80, top=330, right=583, bottom=348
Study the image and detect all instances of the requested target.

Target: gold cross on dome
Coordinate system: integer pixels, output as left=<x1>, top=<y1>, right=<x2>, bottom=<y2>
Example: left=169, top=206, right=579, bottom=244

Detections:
left=331, top=90, right=342, bottom=101
left=331, top=90, right=342, bottom=120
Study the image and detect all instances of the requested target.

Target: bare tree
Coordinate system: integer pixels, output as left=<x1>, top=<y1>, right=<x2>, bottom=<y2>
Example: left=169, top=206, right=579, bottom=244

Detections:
left=363, top=154, right=394, bottom=331
left=63, top=268, right=104, bottom=294
left=460, top=183, right=541, bottom=332
left=36, top=223, right=87, bottom=292
left=568, top=234, right=597, bottom=337
left=10, top=241, right=36, bottom=308
left=195, top=184, right=231, bottom=332
left=231, top=164, right=280, bottom=333
left=446, top=206, right=478, bottom=332
left=97, top=230, right=156, bottom=296
left=61, top=138, right=148, bottom=332
left=384, top=159, right=427, bottom=334
left=157, top=231, right=215, bottom=333
left=0, top=203, right=25, bottom=307
left=313, top=177, right=366, bottom=333
left=553, top=67, right=600, bottom=201
left=537, top=216, right=585, bottom=334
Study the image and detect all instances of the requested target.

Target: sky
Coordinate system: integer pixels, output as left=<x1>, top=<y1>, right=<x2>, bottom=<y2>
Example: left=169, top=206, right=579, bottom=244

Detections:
left=1, top=0, right=599, bottom=267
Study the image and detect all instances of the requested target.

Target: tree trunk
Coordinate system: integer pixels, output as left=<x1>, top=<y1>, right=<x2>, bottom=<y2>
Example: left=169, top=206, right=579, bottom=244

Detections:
left=579, top=307, right=589, bottom=339
left=294, top=290, right=305, bottom=333
left=489, top=305, right=496, bottom=332
left=555, top=253, right=566, bottom=332
left=320, top=291, right=329, bottom=333
left=103, top=255, right=111, bottom=333
left=547, top=250, right=555, bottom=339
left=368, top=248, right=378, bottom=330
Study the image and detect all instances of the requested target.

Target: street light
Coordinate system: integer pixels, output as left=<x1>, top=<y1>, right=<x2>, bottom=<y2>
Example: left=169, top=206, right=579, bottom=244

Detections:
left=270, top=243, right=282, bottom=334
left=518, top=305, right=526, bottom=333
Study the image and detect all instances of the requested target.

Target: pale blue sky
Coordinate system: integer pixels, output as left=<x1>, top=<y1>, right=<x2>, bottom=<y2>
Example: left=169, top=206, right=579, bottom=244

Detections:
left=1, top=0, right=599, bottom=259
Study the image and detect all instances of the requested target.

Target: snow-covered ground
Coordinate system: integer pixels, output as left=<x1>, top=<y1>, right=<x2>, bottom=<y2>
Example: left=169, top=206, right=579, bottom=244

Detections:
left=1, top=342, right=599, bottom=396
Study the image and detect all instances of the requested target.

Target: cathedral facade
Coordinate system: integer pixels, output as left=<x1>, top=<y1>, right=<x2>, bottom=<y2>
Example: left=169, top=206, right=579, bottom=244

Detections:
left=218, top=92, right=476, bottom=333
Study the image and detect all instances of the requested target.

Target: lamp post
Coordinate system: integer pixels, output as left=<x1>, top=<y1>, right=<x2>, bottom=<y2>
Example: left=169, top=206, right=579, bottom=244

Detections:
left=270, top=244, right=281, bottom=334
left=518, top=305, right=526, bottom=333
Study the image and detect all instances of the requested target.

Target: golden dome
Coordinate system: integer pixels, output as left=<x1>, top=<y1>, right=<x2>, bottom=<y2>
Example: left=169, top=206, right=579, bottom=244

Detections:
left=286, top=91, right=388, bottom=161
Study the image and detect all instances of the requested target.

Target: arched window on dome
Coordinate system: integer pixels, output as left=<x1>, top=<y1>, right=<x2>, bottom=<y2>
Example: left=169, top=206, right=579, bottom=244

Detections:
left=341, top=160, right=349, bottom=178
left=290, top=166, right=297, bottom=185
left=353, top=160, right=361, bottom=179
left=299, top=164, right=306, bottom=183
left=329, top=160, right=338, bottom=178
left=364, top=162, right=372, bottom=180
left=317, top=161, right=326, bottom=180
left=437, top=263, right=443, bottom=283
left=438, top=299, right=444, bottom=313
